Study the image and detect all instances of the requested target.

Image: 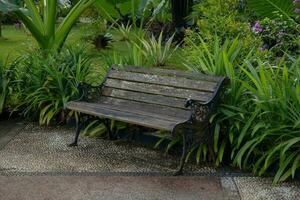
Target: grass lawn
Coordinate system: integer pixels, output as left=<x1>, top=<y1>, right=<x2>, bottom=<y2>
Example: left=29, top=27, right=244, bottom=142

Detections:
left=0, top=26, right=36, bottom=62
left=0, top=24, right=183, bottom=69
left=0, top=25, right=88, bottom=63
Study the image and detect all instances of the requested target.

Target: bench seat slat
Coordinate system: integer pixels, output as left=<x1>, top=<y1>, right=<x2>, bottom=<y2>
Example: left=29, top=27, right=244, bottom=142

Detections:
left=98, top=97, right=191, bottom=120
left=67, top=102, right=186, bottom=131
left=101, top=88, right=190, bottom=109
left=108, top=70, right=217, bottom=92
left=104, top=79, right=213, bottom=102
left=115, top=65, right=223, bottom=83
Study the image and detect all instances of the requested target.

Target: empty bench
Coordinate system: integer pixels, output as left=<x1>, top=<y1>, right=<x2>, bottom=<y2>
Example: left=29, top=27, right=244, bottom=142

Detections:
left=66, top=65, right=228, bottom=175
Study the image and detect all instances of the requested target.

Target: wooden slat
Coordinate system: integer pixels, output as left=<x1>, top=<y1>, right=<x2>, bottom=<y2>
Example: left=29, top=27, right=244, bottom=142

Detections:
left=112, top=65, right=223, bottom=83
left=108, top=70, right=217, bottom=92
left=67, top=102, right=180, bottom=131
left=104, top=79, right=213, bottom=102
left=101, top=88, right=189, bottom=109
left=98, top=97, right=191, bottom=120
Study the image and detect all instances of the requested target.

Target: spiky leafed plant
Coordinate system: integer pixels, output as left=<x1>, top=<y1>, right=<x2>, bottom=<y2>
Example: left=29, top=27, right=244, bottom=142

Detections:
left=139, top=32, right=178, bottom=67
left=0, top=0, right=96, bottom=51
left=12, top=46, right=96, bottom=124
left=94, top=0, right=169, bottom=25
left=233, top=59, right=300, bottom=184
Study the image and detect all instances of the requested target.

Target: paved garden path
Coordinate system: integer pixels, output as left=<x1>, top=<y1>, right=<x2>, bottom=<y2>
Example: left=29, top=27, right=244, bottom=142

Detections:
left=0, top=120, right=299, bottom=200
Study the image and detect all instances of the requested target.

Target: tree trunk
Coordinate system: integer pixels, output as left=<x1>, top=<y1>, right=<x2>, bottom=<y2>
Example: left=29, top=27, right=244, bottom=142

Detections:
left=171, top=0, right=193, bottom=29
left=0, top=12, right=2, bottom=38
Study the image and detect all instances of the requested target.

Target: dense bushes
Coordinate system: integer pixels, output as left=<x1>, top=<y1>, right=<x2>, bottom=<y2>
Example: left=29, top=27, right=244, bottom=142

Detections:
left=0, top=60, right=12, bottom=113
left=233, top=59, right=300, bottom=183
left=181, top=34, right=300, bottom=183
left=189, top=0, right=260, bottom=48
left=256, top=15, right=300, bottom=59
left=1, top=46, right=100, bottom=124
left=175, top=0, right=300, bottom=183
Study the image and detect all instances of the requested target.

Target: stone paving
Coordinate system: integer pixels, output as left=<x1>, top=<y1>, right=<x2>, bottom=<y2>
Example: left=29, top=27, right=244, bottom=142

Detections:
left=0, top=120, right=299, bottom=200
left=0, top=123, right=215, bottom=174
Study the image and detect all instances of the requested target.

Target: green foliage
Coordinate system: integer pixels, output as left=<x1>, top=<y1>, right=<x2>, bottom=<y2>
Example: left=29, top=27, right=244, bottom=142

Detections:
left=189, top=0, right=261, bottom=53
left=0, top=59, right=12, bottom=113
left=248, top=0, right=295, bottom=19
left=103, top=30, right=177, bottom=67
left=82, top=119, right=127, bottom=138
left=233, top=59, right=300, bottom=184
left=257, top=15, right=300, bottom=58
left=94, top=0, right=169, bottom=24
left=138, top=32, right=178, bottom=67
left=115, top=23, right=146, bottom=42
left=0, top=11, right=3, bottom=37
left=117, top=23, right=133, bottom=41
left=171, top=0, right=193, bottom=28
left=183, top=35, right=248, bottom=165
left=182, top=34, right=300, bottom=183
left=103, top=43, right=146, bottom=67
left=11, top=46, right=98, bottom=124
left=82, top=18, right=113, bottom=49
left=0, top=0, right=96, bottom=51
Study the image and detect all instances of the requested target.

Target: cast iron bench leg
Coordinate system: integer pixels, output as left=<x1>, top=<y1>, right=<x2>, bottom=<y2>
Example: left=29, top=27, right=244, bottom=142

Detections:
left=68, top=114, right=83, bottom=147
left=174, top=134, right=188, bottom=176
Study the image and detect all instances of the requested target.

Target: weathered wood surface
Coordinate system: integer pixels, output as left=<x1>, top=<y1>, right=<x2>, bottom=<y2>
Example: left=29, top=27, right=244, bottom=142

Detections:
left=101, top=87, right=191, bottom=109
left=104, top=79, right=213, bottom=102
left=67, top=102, right=181, bottom=130
left=108, top=70, right=217, bottom=92
left=113, top=65, right=223, bottom=82
left=98, top=97, right=190, bottom=120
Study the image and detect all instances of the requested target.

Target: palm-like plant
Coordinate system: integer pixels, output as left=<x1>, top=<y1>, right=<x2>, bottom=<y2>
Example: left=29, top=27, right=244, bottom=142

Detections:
left=12, top=46, right=96, bottom=124
left=94, top=0, right=169, bottom=26
left=0, top=0, right=96, bottom=51
left=248, top=0, right=295, bottom=19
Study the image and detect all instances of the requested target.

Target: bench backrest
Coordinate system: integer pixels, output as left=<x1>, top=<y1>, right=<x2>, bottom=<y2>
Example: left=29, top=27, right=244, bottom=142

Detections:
left=98, top=66, right=226, bottom=112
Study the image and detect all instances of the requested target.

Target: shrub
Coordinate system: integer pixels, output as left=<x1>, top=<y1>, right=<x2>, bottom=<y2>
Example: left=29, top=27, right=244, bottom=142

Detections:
left=182, top=35, right=248, bottom=165
left=233, top=58, right=300, bottom=183
left=254, top=15, right=300, bottom=59
left=103, top=31, right=177, bottom=68
left=189, top=0, right=260, bottom=48
left=0, top=60, right=13, bottom=114
left=103, top=42, right=146, bottom=67
left=139, top=32, right=178, bottom=67
left=11, top=46, right=100, bottom=124
left=82, top=18, right=113, bottom=49
left=181, top=35, right=300, bottom=183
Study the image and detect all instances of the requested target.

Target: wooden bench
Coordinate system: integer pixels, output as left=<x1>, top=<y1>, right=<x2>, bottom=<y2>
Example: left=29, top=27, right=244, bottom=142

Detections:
left=66, top=65, right=228, bottom=175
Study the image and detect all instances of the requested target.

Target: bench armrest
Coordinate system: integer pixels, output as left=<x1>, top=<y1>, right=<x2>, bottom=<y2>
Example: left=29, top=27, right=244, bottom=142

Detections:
left=185, top=98, right=211, bottom=123
left=76, top=81, right=102, bottom=102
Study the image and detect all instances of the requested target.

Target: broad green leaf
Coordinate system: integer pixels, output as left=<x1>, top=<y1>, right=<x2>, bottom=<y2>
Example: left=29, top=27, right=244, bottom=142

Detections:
left=248, top=0, right=294, bottom=19
left=273, top=152, right=297, bottom=184
left=214, top=123, right=220, bottom=153
left=292, top=153, right=300, bottom=178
